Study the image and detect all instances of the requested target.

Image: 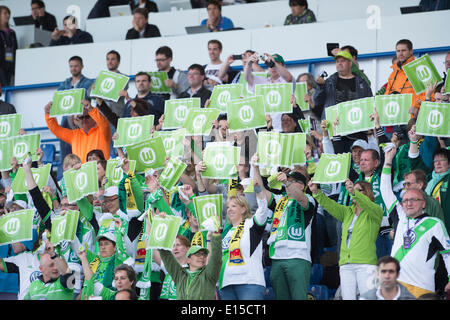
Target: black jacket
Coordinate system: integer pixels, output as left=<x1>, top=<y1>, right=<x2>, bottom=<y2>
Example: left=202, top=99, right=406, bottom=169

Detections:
left=178, top=86, right=212, bottom=107
left=49, top=29, right=94, bottom=46
left=32, top=12, right=57, bottom=32
left=125, top=23, right=161, bottom=39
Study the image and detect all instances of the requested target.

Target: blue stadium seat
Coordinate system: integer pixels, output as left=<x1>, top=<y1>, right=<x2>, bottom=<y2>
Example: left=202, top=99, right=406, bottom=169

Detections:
left=309, top=263, right=324, bottom=285
left=308, top=284, right=329, bottom=300
left=40, top=144, right=56, bottom=164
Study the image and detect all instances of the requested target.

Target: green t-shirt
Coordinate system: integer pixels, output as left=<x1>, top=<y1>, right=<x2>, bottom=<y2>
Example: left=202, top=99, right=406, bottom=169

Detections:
left=24, top=276, right=74, bottom=300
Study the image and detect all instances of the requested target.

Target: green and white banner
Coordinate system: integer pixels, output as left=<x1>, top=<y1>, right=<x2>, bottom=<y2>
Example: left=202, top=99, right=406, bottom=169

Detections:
left=257, top=131, right=295, bottom=168
left=182, top=108, right=221, bottom=136
left=202, top=143, right=240, bottom=179
left=193, top=194, right=223, bottom=232
left=444, top=73, right=450, bottom=94
left=64, top=161, right=98, bottom=204
left=11, top=163, right=52, bottom=194
left=325, top=104, right=338, bottom=138
left=255, top=83, right=293, bottom=114
left=51, top=88, right=85, bottom=117
left=0, top=209, right=34, bottom=245
left=114, top=115, right=154, bottom=147
left=0, top=113, right=22, bottom=138
left=313, top=153, right=351, bottom=184
left=209, top=84, right=243, bottom=112
left=336, top=98, right=374, bottom=136
left=294, top=81, right=309, bottom=111
left=90, top=70, right=130, bottom=102
left=375, top=94, right=412, bottom=126
left=159, top=157, right=187, bottom=191
left=240, top=72, right=269, bottom=97
left=147, top=71, right=170, bottom=94
left=10, top=133, right=41, bottom=164
left=153, top=128, right=186, bottom=159
left=291, top=132, right=307, bottom=165
left=0, top=139, right=12, bottom=171
left=227, top=95, right=267, bottom=133
left=402, top=54, right=442, bottom=95
left=298, top=116, right=311, bottom=134
left=50, top=210, right=80, bottom=245
left=163, top=98, right=201, bottom=130
left=126, top=137, right=167, bottom=173
left=104, top=158, right=136, bottom=188
left=147, top=215, right=182, bottom=250
left=415, top=102, right=450, bottom=137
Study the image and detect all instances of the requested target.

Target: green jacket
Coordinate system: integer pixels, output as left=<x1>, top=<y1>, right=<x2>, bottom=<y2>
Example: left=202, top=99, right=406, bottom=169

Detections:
left=313, top=190, right=383, bottom=266
left=159, top=233, right=222, bottom=300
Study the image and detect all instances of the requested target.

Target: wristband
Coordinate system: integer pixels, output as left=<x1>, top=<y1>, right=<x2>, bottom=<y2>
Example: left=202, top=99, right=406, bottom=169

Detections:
left=410, top=140, right=418, bottom=144
left=51, top=253, right=58, bottom=260
left=51, top=196, right=57, bottom=201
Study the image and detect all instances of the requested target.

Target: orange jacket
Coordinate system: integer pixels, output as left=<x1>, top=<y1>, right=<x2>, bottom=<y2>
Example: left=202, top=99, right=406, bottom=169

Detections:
left=385, top=55, right=426, bottom=109
left=45, top=107, right=111, bottom=162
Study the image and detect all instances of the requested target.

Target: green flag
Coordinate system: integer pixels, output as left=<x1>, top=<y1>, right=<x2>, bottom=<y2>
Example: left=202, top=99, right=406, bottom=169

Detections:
left=11, top=163, right=51, bottom=194
left=182, top=108, right=221, bottom=136
left=294, top=81, right=309, bottom=111
left=0, top=209, right=34, bottom=245
left=90, top=70, right=130, bottom=102
left=114, top=115, right=154, bottom=147
left=415, top=102, right=450, bottom=137
left=375, top=94, right=412, bottom=126
left=444, top=73, right=450, bottom=94
left=51, top=88, right=85, bottom=117
left=104, top=158, right=136, bottom=188
left=255, top=83, right=293, bottom=114
left=147, top=215, right=182, bottom=250
left=126, top=136, right=166, bottom=173
left=325, top=104, right=339, bottom=138
left=402, top=54, right=442, bottom=95
left=227, top=95, right=267, bottom=133
left=10, top=133, right=41, bottom=164
left=64, top=161, right=98, bottom=204
left=0, top=139, right=13, bottom=171
left=193, top=194, right=223, bottom=232
left=147, top=71, right=171, bottom=94
left=209, top=84, right=243, bottom=112
left=336, top=98, right=374, bottom=136
left=159, top=157, right=187, bottom=191
left=298, top=116, right=311, bottom=134
left=202, top=142, right=240, bottom=180
left=153, top=128, right=186, bottom=159
left=257, top=131, right=295, bottom=168
left=313, top=153, right=351, bottom=184
left=292, top=132, right=307, bottom=165
left=163, top=98, right=201, bottom=130
left=0, top=113, right=22, bottom=138
left=50, top=210, right=80, bottom=245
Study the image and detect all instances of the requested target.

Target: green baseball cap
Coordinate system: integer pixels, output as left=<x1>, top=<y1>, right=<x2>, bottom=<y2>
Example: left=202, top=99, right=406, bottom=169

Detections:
left=334, top=50, right=353, bottom=61
left=186, top=245, right=209, bottom=258
left=272, top=53, right=285, bottom=65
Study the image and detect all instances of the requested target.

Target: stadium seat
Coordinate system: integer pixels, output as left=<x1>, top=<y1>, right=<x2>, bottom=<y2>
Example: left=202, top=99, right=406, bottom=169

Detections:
left=40, top=144, right=56, bottom=165
left=309, top=263, right=324, bottom=285
left=308, top=284, right=329, bottom=300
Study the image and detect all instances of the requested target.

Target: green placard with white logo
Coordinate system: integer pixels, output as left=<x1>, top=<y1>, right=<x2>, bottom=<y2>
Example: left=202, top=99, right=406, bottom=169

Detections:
left=0, top=209, right=34, bottom=245
left=182, top=108, right=221, bottom=136
left=64, top=161, right=98, bottom=204
left=0, top=113, right=22, bottom=138
left=90, top=70, right=130, bottom=102
left=240, top=72, right=269, bottom=97
left=104, top=158, right=136, bottom=188
left=153, top=128, right=186, bottom=159
left=298, top=116, right=311, bottom=134
left=291, top=132, right=307, bottom=165
left=0, top=139, right=13, bottom=171
left=294, top=81, right=309, bottom=111
left=375, top=94, right=412, bottom=126
left=159, top=157, right=187, bottom=191
left=114, top=115, right=154, bottom=147
left=415, top=102, right=450, bottom=137
left=227, top=95, right=267, bottom=133
left=163, top=98, right=201, bottom=130
left=257, top=131, right=295, bottom=168
left=444, top=74, right=450, bottom=94
left=209, top=84, right=243, bottom=112
left=51, top=88, right=85, bottom=117
left=192, top=194, right=223, bottom=232
left=402, top=54, right=442, bottom=95
left=255, top=83, right=293, bottom=114
left=147, top=215, right=182, bottom=250
left=313, top=153, right=351, bottom=184
left=11, top=163, right=51, bottom=194
left=336, top=98, right=374, bottom=136
left=50, top=210, right=80, bottom=245
left=325, top=104, right=338, bottom=138
left=126, top=136, right=166, bottom=173
left=10, top=133, right=41, bottom=164
left=147, top=71, right=171, bottom=94
left=202, top=143, right=240, bottom=180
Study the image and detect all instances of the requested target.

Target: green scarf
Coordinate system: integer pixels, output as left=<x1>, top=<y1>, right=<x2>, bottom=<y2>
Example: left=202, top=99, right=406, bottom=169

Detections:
left=425, top=169, right=450, bottom=196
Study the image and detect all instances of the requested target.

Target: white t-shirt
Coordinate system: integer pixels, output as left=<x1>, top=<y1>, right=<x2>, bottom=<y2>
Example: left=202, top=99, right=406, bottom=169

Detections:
left=3, top=251, right=41, bottom=300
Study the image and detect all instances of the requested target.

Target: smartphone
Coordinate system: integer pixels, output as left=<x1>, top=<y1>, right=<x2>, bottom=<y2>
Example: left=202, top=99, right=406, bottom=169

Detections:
left=232, top=54, right=243, bottom=60
left=326, top=43, right=340, bottom=57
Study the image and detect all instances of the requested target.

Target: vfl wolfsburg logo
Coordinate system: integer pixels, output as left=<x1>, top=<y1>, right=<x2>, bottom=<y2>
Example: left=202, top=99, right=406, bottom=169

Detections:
left=325, top=160, right=341, bottom=177
left=217, top=90, right=231, bottom=107
left=100, top=77, right=115, bottom=93
left=127, top=123, right=142, bottom=139
left=151, top=76, right=162, bottom=89
left=139, top=147, right=156, bottom=165
left=266, top=140, right=281, bottom=158
left=56, top=220, right=67, bottom=238
left=163, top=137, right=175, bottom=153
left=384, top=101, right=400, bottom=119
left=0, top=121, right=11, bottom=137
left=266, top=90, right=281, bottom=108
left=76, top=172, right=88, bottom=189
left=239, top=105, right=254, bottom=123
left=31, top=173, right=40, bottom=186
left=212, top=153, right=226, bottom=171
left=174, top=105, right=188, bottom=122
left=13, top=142, right=28, bottom=158
left=60, top=95, right=75, bottom=110
left=416, top=65, right=432, bottom=83
left=160, top=163, right=174, bottom=179
left=111, top=167, right=122, bottom=184
left=347, top=107, right=362, bottom=124
left=288, top=225, right=304, bottom=240
left=154, top=223, right=168, bottom=241
left=202, top=203, right=217, bottom=220
left=3, top=218, right=20, bottom=235
left=427, top=110, right=443, bottom=129
left=193, top=114, right=206, bottom=129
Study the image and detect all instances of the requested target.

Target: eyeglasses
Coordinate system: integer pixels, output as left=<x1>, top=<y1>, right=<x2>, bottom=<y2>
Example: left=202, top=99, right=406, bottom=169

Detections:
left=402, top=198, right=425, bottom=204
left=403, top=182, right=417, bottom=187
